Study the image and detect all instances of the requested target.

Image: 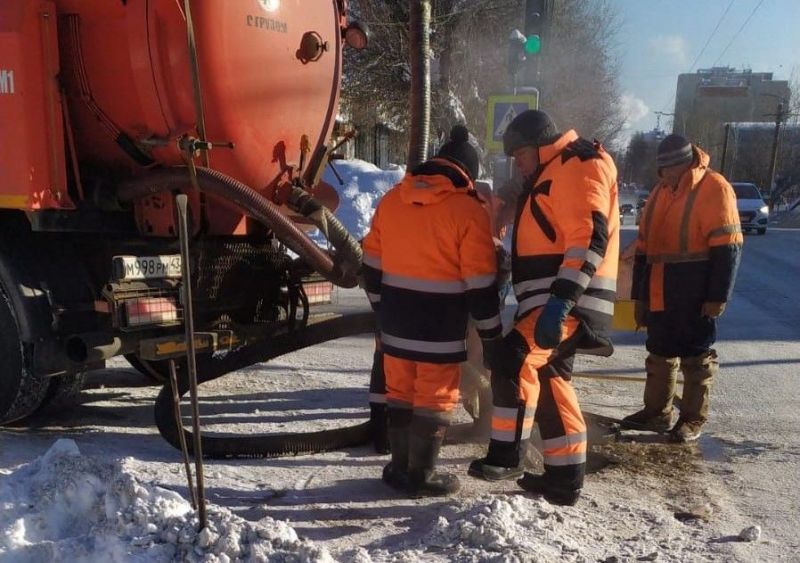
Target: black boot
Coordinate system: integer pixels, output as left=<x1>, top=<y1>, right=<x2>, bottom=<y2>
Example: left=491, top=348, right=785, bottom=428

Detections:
left=468, top=439, right=523, bottom=481
left=517, top=472, right=581, bottom=506
left=370, top=403, right=390, bottom=454
left=382, top=407, right=412, bottom=491
left=407, top=422, right=460, bottom=498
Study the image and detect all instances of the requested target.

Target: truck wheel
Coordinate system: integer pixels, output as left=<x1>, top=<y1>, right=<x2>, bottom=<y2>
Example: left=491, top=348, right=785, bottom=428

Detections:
left=757, top=228, right=767, bottom=235
left=37, top=372, right=87, bottom=412
left=0, top=290, right=50, bottom=424
left=124, top=354, right=169, bottom=384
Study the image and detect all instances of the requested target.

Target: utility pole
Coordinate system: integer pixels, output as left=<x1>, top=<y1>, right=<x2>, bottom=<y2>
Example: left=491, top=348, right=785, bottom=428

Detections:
left=407, top=0, right=431, bottom=170
left=720, top=123, right=731, bottom=177
left=766, top=103, right=785, bottom=198
left=761, top=94, right=798, bottom=199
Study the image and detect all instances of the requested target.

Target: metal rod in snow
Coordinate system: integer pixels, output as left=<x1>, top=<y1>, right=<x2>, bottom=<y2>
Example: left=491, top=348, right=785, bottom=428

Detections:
left=175, top=193, right=207, bottom=528
left=168, top=358, right=197, bottom=509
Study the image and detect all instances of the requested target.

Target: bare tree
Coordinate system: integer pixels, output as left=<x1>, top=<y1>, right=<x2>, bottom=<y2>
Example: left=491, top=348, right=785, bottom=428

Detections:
left=342, top=0, right=625, bottom=161
left=624, top=132, right=659, bottom=189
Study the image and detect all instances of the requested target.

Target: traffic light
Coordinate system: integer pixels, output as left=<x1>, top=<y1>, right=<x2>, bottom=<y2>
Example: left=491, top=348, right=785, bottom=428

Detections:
left=524, top=33, right=542, bottom=55
left=522, top=0, right=548, bottom=85
left=524, top=0, right=547, bottom=55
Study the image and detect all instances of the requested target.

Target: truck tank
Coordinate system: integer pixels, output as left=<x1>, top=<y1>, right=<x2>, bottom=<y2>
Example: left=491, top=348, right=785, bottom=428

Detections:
left=0, top=0, right=369, bottom=440
left=54, top=0, right=344, bottom=234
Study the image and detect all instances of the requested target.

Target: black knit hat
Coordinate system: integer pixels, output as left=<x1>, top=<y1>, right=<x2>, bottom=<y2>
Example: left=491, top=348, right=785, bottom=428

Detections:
left=503, top=110, right=560, bottom=156
left=437, top=125, right=480, bottom=180
left=657, top=134, right=694, bottom=169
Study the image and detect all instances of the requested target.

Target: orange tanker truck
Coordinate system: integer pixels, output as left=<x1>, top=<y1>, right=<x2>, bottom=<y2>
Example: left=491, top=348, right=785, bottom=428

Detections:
left=0, top=0, right=371, bottom=454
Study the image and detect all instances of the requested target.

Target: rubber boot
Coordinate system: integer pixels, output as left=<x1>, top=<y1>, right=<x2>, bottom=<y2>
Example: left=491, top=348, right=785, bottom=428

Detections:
left=368, top=348, right=390, bottom=454
left=407, top=422, right=460, bottom=498
left=671, top=349, right=717, bottom=442
left=621, top=354, right=679, bottom=431
left=467, top=454, right=524, bottom=481
left=644, top=353, right=680, bottom=416
left=382, top=407, right=412, bottom=491
left=369, top=403, right=390, bottom=454
left=517, top=472, right=581, bottom=506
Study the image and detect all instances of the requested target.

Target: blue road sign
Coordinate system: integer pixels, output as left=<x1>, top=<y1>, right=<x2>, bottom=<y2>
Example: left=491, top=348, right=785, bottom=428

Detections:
left=485, top=93, right=539, bottom=152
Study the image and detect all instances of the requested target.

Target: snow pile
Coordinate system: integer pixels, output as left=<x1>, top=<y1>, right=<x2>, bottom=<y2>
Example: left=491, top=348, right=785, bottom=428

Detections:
left=417, top=496, right=580, bottom=561
left=0, top=440, right=332, bottom=563
left=372, top=493, right=712, bottom=562
left=321, top=159, right=405, bottom=239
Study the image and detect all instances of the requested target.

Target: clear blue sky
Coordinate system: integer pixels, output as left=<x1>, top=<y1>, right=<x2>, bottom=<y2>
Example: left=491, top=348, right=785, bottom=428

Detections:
left=616, top=0, right=800, bottom=137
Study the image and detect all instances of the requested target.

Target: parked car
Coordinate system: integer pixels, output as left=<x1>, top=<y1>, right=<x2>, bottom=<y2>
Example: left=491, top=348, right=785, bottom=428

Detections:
left=619, top=203, right=637, bottom=225
left=732, top=182, right=769, bottom=235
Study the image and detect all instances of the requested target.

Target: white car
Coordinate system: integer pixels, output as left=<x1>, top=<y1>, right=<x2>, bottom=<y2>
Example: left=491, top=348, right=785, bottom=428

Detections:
left=732, top=182, right=769, bottom=235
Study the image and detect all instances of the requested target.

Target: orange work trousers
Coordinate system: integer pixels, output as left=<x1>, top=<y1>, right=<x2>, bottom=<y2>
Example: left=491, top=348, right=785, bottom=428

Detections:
left=383, top=354, right=460, bottom=423
left=487, top=308, right=587, bottom=489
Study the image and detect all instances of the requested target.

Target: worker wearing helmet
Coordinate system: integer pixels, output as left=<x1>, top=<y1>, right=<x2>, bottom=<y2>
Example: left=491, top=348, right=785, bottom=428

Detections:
left=469, top=110, right=620, bottom=506
left=362, top=125, right=502, bottom=497
left=621, top=135, right=742, bottom=442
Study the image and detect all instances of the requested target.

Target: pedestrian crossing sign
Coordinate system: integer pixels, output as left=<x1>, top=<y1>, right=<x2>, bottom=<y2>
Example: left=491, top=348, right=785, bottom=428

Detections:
left=485, top=93, right=539, bottom=153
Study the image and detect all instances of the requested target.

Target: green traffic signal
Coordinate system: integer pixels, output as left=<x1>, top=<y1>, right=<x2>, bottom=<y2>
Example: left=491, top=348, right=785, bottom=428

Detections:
left=524, top=34, right=541, bottom=54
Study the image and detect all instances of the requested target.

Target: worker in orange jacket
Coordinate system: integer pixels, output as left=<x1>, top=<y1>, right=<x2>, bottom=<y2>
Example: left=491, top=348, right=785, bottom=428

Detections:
left=469, top=110, right=620, bottom=506
left=362, top=126, right=502, bottom=497
left=621, top=135, right=742, bottom=442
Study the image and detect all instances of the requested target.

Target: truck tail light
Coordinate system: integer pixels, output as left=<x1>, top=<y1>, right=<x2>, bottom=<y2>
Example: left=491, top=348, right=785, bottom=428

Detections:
left=124, top=297, right=179, bottom=327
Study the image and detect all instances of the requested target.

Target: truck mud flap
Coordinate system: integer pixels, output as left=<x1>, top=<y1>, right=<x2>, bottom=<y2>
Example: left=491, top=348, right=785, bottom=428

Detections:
left=154, top=312, right=376, bottom=458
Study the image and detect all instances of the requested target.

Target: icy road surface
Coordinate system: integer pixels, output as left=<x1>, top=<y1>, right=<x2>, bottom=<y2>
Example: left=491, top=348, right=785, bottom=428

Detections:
left=0, top=227, right=798, bottom=562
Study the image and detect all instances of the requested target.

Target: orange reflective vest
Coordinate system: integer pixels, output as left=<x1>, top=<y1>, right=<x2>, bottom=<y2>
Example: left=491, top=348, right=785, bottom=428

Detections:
left=632, top=146, right=743, bottom=312
left=512, top=130, right=620, bottom=349
left=362, top=159, right=501, bottom=363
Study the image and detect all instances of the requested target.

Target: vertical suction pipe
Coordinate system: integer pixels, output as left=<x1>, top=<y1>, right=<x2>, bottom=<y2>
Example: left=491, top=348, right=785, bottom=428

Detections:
left=175, top=194, right=207, bottom=528
left=168, top=359, right=197, bottom=509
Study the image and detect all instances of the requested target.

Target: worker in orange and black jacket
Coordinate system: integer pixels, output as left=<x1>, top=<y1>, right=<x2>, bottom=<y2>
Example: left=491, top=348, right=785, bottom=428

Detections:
left=468, top=110, right=620, bottom=506
left=621, top=135, right=742, bottom=443
left=362, top=126, right=502, bottom=497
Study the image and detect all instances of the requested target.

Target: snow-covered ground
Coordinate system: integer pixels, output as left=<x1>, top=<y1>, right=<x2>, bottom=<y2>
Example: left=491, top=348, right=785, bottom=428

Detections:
left=1, top=160, right=798, bottom=562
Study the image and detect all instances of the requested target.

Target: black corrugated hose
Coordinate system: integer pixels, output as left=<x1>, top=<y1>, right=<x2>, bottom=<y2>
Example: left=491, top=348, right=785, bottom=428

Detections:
left=117, top=166, right=361, bottom=288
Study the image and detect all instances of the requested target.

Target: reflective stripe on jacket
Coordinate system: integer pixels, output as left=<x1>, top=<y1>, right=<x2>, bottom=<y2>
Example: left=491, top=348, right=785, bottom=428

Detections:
left=362, top=159, right=501, bottom=363
left=512, top=130, right=620, bottom=346
left=632, top=146, right=743, bottom=312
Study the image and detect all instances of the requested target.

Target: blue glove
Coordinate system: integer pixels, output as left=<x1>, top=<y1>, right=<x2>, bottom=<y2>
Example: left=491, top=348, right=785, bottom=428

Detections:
left=534, top=296, right=575, bottom=349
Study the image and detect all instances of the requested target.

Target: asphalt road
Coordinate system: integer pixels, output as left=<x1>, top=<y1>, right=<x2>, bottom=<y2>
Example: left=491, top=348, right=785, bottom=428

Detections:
left=706, top=227, right=800, bottom=558
left=595, top=226, right=800, bottom=560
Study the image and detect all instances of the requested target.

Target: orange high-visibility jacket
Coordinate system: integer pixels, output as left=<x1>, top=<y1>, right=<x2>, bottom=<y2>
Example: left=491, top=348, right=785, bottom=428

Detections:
left=361, top=159, right=501, bottom=363
left=632, top=146, right=743, bottom=312
left=512, top=130, right=620, bottom=349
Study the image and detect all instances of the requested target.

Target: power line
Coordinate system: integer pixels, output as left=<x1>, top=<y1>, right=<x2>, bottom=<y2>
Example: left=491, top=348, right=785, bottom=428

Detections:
left=688, top=0, right=735, bottom=72
left=658, top=0, right=736, bottom=114
left=712, top=0, right=766, bottom=67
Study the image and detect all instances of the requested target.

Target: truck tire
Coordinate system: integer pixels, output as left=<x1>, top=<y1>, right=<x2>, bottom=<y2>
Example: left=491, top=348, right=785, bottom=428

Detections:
left=0, top=290, right=50, bottom=424
left=36, top=372, right=87, bottom=412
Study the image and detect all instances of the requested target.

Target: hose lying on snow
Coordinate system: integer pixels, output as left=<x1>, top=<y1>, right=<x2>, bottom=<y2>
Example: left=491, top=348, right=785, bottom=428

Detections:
left=153, top=312, right=375, bottom=458
left=120, top=167, right=371, bottom=457
left=118, top=166, right=361, bottom=288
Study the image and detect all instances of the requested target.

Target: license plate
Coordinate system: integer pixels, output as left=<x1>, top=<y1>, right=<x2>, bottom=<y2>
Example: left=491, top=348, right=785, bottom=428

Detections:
left=113, top=255, right=182, bottom=280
